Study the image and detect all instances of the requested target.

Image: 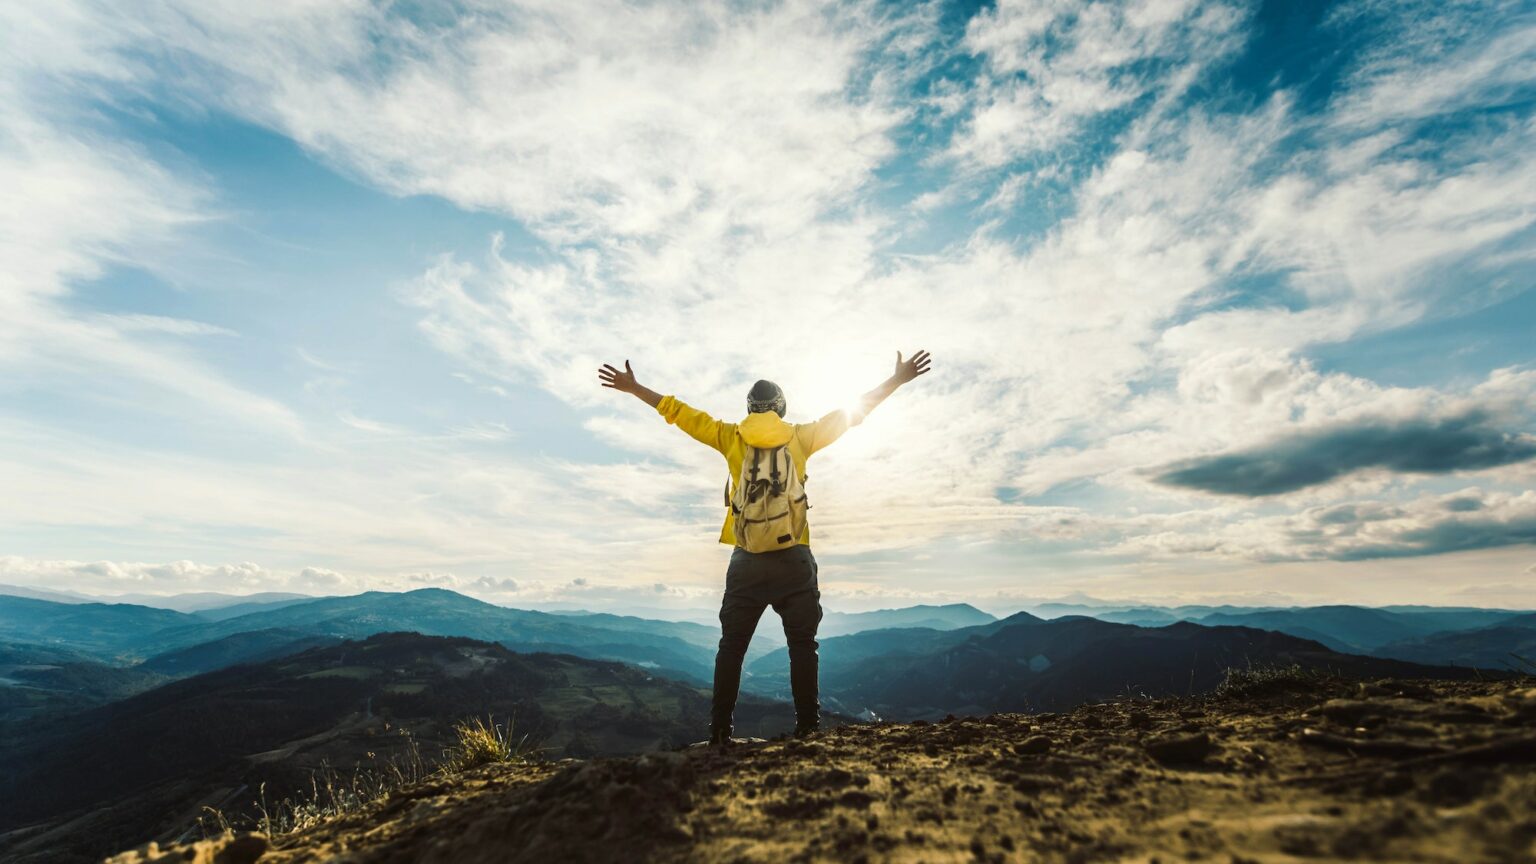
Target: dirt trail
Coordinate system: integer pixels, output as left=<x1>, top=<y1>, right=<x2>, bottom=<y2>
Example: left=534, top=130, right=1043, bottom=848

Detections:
left=108, top=678, right=1536, bottom=863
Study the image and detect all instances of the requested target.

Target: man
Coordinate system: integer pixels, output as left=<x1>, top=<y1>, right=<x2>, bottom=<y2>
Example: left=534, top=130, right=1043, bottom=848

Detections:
left=597, top=349, right=932, bottom=745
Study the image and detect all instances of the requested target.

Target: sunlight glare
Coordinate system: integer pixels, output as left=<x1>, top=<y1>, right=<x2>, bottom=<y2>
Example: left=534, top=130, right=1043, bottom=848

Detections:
left=784, top=349, right=886, bottom=427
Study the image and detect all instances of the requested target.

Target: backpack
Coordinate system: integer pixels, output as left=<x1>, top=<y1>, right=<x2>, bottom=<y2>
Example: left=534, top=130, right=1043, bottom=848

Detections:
left=725, top=444, right=809, bottom=552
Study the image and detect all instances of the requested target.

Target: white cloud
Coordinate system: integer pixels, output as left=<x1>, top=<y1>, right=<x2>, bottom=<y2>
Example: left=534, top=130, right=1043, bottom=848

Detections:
left=0, top=556, right=284, bottom=593
left=472, top=576, right=521, bottom=594
left=949, top=0, right=1246, bottom=167
left=212, top=0, right=1536, bottom=566
left=1, top=0, right=1534, bottom=607
left=1326, top=0, right=1536, bottom=131
left=1110, top=487, right=1536, bottom=562
left=0, top=2, right=302, bottom=435
left=298, top=567, right=348, bottom=590
left=107, top=0, right=920, bottom=250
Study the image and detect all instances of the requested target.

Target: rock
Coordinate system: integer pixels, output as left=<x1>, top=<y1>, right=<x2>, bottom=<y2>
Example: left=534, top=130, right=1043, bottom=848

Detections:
left=1313, top=699, right=1381, bottom=725
left=1505, top=688, right=1536, bottom=721
left=1420, top=768, right=1495, bottom=806
left=103, top=833, right=267, bottom=864
left=1013, top=735, right=1052, bottom=755
left=1145, top=732, right=1213, bottom=764
left=839, top=790, right=877, bottom=809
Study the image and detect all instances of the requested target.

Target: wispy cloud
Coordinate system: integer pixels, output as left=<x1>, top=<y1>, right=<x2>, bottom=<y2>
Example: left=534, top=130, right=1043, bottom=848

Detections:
left=950, top=0, right=1246, bottom=167
left=1111, top=487, right=1536, bottom=562
left=2, top=0, right=1534, bottom=606
left=0, top=3, right=301, bottom=435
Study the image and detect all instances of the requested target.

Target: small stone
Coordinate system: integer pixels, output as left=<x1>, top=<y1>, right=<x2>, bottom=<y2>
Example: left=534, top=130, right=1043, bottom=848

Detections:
left=840, top=790, right=877, bottom=809
left=1014, top=735, right=1052, bottom=755
left=103, top=832, right=267, bottom=864
left=1145, top=732, right=1213, bottom=764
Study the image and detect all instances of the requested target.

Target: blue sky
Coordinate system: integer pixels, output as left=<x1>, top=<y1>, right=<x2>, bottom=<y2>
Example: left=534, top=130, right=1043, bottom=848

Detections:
left=2, top=0, right=1534, bottom=613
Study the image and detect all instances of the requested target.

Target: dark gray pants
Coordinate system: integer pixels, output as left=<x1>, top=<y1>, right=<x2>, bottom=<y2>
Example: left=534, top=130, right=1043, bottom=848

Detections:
left=712, top=544, right=822, bottom=732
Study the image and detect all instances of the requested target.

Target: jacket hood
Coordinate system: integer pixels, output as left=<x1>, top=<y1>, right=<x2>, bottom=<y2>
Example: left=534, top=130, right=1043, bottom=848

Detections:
left=739, top=411, right=794, bottom=448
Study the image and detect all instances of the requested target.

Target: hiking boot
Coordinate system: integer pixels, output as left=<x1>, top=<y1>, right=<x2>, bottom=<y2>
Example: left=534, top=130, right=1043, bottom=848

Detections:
left=709, top=725, right=733, bottom=748
left=793, top=720, right=820, bottom=739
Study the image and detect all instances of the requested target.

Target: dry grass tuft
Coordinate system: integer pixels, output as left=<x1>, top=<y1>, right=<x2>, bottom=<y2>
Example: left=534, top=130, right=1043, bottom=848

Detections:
left=1215, top=663, right=1327, bottom=699
left=220, top=719, right=536, bottom=842
left=442, top=716, right=534, bottom=773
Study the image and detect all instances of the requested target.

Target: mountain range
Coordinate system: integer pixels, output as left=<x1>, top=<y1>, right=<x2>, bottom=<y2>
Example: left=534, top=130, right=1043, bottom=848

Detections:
left=3, top=588, right=1532, bottom=727
left=1018, top=601, right=1531, bottom=670
left=8, top=585, right=1528, bottom=671
left=1, top=584, right=1527, bottom=863
left=818, top=603, right=996, bottom=637
left=1371, top=612, right=1536, bottom=669
left=0, top=589, right=773, bottom=686
left=743, top=613, right=1485, bottom=720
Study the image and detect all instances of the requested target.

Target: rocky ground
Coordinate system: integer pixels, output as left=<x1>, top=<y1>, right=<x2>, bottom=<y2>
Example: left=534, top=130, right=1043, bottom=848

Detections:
left=108, top=676, right=1536, bottom=863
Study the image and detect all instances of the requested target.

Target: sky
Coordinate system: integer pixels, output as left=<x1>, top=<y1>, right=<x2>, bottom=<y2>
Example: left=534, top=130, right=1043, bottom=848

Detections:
left=2, top=0, right=1535, bottom=615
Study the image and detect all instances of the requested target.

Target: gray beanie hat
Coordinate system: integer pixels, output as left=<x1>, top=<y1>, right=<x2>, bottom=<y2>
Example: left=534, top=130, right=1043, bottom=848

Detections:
left=746, top=379, right=786, bottom=417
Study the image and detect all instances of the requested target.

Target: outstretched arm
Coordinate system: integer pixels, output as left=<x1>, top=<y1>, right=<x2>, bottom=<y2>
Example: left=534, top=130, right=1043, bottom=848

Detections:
left=598, top=359, right=735, bottom=454
left=597, top=360, right=662, bottom=408
left=855, top=349, right=931, bottom=419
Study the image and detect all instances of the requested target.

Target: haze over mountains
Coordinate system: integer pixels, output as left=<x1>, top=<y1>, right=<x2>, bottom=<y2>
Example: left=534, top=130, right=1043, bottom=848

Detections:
left=3, top=588, right=1531, bottom=698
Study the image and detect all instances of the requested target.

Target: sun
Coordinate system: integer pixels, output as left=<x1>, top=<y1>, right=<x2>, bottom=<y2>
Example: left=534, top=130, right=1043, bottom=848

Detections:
left=783, top=350, right=889, bottom=424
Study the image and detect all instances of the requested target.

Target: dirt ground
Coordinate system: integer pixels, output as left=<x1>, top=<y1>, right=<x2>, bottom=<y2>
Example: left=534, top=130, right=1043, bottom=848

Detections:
left=107, top=677, right=1536, bottom=863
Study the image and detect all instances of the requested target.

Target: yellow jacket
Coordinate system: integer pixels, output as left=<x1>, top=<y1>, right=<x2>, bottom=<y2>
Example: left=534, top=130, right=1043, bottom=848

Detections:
left=656, top=395, right=859, bottom=546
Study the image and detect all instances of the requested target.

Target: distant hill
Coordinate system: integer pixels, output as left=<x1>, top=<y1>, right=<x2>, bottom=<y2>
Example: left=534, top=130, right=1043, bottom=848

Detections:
left=1092, top=608, right=1181, bottom=626
left=101, top=591, right=317, bottom=615
left=1024, top=602, right=1286, bottom=620
left=544, top=605, right=721, bottom=626
left=0, top=597, right=200, bottom=661
left=819, top=603, right=995, bottom=638
left=0, top=633, right=803, bottom=863
left=0, top=587, right=326, bottom=620
left=4, top=590, right=734, bottom=685
left=189, top=596, right=327, bottom=621
left=746, top=615, right=1485, bottom=720
left=0, top=584, right=93, bottom=604
left=0, top=642, right=166, bottom=723
left=147, top=589, right=735, bottom=683
left=1373, top=613, right=1536, bottom=669
left=1195, top=606, right=1523, bottom=654
left=1018, top=602, right=1528, bottom=655
left=527, top=609, right=771, bottom=657
left=138, top=629, right=342, bottom=677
